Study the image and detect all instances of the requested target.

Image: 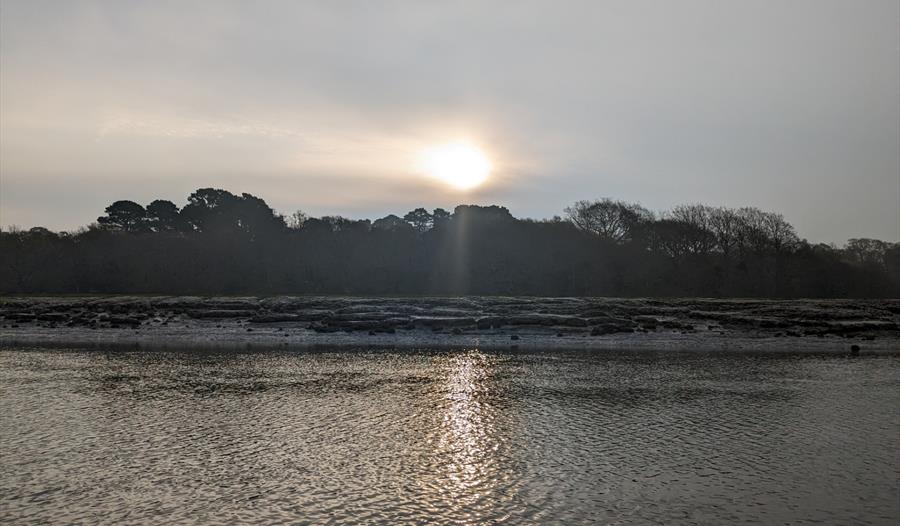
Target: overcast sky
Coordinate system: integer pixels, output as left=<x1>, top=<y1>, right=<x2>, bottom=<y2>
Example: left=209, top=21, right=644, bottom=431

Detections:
left=1, top=0, right=897, bottom=242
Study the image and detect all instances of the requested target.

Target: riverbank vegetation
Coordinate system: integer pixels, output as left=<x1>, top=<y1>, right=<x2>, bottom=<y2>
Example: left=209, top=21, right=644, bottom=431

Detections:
left=2, top=188, right=897, bottom=297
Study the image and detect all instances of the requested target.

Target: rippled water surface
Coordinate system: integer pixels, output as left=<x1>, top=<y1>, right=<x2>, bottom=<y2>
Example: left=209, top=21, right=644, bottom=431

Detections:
left=1, top=347, right=898, bottom=525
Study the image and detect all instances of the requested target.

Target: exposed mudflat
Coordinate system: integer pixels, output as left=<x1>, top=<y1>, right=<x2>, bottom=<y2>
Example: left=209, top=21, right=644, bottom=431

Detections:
left=1, top=296, right=898, bottom=352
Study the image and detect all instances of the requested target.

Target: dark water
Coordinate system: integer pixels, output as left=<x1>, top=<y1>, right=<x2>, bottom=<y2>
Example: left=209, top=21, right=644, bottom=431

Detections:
left=1, top=347, right=898, bottom=525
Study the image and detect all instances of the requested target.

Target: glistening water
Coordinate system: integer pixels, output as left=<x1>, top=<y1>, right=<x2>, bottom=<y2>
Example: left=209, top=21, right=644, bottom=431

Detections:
left=1, top=347, right=898, bottom=525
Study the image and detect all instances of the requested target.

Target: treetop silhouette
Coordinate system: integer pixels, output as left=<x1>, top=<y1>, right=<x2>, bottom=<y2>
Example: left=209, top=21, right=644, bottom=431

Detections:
left=2, top=187, right=897, bottom=297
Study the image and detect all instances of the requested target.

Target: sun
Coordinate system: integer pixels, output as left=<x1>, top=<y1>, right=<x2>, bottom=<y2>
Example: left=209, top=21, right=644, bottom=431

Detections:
left=418, top=141, right=492, bottom=190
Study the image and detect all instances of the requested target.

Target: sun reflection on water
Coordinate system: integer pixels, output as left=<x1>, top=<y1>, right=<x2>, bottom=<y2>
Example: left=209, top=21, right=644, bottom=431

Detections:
left=437, top=349, right=503, bottom=507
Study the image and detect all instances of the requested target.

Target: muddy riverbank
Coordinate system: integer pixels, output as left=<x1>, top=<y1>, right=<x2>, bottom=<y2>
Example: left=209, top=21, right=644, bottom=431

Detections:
left=2, top=296, right=898, bottom=351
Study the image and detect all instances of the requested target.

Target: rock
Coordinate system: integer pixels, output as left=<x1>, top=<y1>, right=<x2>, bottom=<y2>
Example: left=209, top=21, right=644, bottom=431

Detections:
left=329, top=320, right=401, bottom=332
left=477, top=317, right=506, bottom=329
left=415, top=317, right=476, bottom=328
left=36, top=313, right=68, bottom=322
left=186, top=309, right=257, bottom=319
left=588, top=315, right=629, bottom=326
left=505, top=315, right=554, bottom=326
left=249, top=314, right=304, bottom=323
left=329, top=312, right=391, bottom=322
left=5, top=313, right=36, bottom=322
left=659, top=319, right=693, bottom=330
left=107, top=316, right=141, bottom=326
left=308, top=323, right=342, bottom=333
left=591, top=324, right=632, bottom=336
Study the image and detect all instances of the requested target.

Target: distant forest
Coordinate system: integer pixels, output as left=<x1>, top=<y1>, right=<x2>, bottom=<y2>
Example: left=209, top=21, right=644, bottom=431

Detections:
left=2, top=188, right=898, bottom=297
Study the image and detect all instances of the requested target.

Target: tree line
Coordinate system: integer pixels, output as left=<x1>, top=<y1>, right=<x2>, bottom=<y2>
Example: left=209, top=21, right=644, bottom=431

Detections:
left=2, top=188, right=898, bottom=297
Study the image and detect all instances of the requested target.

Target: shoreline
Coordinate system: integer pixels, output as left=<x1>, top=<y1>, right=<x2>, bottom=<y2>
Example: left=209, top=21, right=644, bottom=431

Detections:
left=3, top=329, right=899, bottom=354
left=2, top=296, right=898, bottom=353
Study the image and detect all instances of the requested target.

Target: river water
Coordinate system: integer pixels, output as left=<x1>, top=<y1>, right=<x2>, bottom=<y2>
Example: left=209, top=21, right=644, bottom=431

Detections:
left=1, top=347, right=898, bottom=525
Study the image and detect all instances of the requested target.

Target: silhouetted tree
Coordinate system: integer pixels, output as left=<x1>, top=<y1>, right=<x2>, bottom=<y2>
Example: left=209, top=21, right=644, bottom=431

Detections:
left=180, top=188, right=285, bottom=237
left=2, top=188, right=897, bottom=297
left=97, top=200, right=148, bottom=232
left=316, top=215, right=369, bottom=233
left=885, top=244, right=900, bottom=285
left=708, top=206, right=742, bottom=257
left=404, top=208, right=433, bottom=232
left=844, top=238, right=890, bottom=266
left=453, top=204, right=514, bottom=223
left=180, top=188, right=236, bottom=233
left=146, top=200, right=185, bottom=232
left=432, top=208, right=451, bottom=229
left=287, top=210, right=308, bottom=229
left=668, top=204, right=716, bottom=255
left=760, top=211, right=799, bottom=253
left=564, top=198, right=652, bottom=243
left=373, top=214, right=413, bottom=231
left=649, top=219, right=699, bottom=258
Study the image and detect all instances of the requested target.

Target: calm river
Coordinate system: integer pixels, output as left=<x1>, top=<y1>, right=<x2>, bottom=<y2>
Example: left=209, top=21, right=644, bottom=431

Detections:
left=1, top=347, right=898, bottom=525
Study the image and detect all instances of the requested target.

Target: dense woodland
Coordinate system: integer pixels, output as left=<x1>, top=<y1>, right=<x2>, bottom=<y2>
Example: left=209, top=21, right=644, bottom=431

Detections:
left=1, top=188, right=898, bottom=297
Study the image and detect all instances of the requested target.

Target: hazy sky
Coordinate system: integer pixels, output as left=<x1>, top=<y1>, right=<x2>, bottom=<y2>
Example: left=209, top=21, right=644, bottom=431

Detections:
left=1, top=0, right=898, bottom=242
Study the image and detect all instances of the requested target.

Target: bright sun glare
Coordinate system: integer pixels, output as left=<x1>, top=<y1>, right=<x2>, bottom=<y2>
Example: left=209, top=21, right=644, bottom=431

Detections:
left=418, top=141, right=492, bottom=190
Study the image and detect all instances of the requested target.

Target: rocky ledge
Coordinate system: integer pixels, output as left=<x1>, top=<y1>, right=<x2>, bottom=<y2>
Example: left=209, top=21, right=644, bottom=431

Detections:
left=1, top=296, right=898, bottom=351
